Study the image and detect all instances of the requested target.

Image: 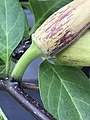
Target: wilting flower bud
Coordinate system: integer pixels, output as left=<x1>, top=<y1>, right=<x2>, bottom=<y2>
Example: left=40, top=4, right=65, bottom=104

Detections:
left=33, top=0, right=90, bottom=56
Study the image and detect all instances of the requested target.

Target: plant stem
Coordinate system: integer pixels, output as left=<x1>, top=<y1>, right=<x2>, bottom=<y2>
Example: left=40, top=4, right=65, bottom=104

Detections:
left=11, top=41, right=42, bottom=80
left=0, top=79, right=5, bottom=91
left=20, top=81, right=39, bottom=90
left=5, top=81, right=56, bottom=120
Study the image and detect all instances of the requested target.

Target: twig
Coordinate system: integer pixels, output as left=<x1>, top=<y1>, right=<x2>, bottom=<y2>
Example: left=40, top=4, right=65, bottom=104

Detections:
left=2, top=80, right=56, bottom=120
left=20, top=81, right=39, bottom=90
left=0, top=79, right=6, bottom=91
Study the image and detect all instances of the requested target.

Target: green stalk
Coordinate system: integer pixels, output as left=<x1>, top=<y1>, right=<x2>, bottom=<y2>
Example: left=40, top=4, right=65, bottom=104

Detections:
left=11, top=40, right=42, bottom=80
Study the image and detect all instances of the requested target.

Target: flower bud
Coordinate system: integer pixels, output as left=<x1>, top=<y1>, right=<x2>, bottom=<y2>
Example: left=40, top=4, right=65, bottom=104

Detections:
left=33, top=0, right=90, bottom=56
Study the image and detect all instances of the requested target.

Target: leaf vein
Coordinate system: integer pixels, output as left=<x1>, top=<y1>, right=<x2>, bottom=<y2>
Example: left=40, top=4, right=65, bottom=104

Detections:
left=52, top=67, right=84, bottom=120
left=73, top=97, right=90, bottom=106
left=62, top=80, right=90, bottom=92
left=7, top=13, right=19, bottom=34
left=57, top=83, right=62, bottom=120
left=47, top=70, right=54, bottom=110
left=4, top=0, right=8, bottom=74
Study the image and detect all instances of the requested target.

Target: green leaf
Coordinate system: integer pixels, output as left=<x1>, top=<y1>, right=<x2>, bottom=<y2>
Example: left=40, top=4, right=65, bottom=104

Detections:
left=0, top=108, right=8, bottom=120
left=0, top=58, right=6, bottom=77
left=24, top=13, right=30, bottom=40
left=21, top=2, right=32, bottom=10
left=0, top=64, right=5, bottom=77
left=29, top=0, right=73, bottom=35
left=39, top=60, right=90, bottom=120
left=0, top=59, right=14, bottom=78
left=19, top=2, right=30, bottom=40
left=0, top=0, right=25, bottom=74
left=21, top=2, right=30, bottom=40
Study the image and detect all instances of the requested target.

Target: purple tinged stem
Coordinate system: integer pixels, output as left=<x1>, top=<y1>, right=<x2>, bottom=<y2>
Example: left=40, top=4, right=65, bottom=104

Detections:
left=0, top=79, right=56, bottom=120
